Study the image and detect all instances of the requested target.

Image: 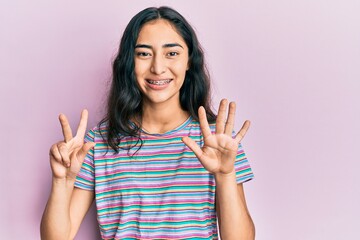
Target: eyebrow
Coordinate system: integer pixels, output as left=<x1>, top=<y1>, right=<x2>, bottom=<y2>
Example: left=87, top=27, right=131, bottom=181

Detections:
left=135, top=43, right=184, bottom=49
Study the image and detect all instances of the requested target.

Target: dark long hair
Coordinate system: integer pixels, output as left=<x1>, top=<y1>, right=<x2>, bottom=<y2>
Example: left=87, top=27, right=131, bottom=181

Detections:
left=100, top=6, right=216, bottom=153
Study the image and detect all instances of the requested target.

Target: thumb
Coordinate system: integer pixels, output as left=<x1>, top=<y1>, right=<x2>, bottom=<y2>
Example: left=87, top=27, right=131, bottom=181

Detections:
left=182, top=136, right=203, bottom=160
left=182, top=136, right=211, bottom=172
left=77, top=142, right=96, bottom=161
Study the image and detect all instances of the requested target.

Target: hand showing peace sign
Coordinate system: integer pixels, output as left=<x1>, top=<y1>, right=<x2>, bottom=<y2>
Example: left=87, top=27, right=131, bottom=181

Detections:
left=49, top=110, right=95, bottom=181
left=182, top=99, right=250, bottom=177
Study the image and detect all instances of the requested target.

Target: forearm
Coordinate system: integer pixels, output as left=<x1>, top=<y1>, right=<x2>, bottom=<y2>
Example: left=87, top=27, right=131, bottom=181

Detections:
left=215, top=171, right=255, bottom=240
left=40, top=178, right=75, bottom=240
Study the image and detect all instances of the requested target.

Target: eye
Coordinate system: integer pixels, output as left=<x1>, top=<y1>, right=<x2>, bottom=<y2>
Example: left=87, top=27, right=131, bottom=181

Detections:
left=167, top=52, right=179, bottom=57
left=136, top=52, right=151, bottom=58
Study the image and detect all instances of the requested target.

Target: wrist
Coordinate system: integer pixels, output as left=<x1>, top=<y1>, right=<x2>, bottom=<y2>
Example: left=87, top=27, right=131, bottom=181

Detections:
left=52, top=177, right=76, bottom=187
left=50, top=177, right=76, bottom=200
left=214, top=170, right=237, bottom=182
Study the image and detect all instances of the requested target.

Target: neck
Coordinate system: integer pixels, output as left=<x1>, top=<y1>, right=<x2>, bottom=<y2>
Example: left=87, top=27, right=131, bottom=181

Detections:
left=140, top=101, right=190, bottom=134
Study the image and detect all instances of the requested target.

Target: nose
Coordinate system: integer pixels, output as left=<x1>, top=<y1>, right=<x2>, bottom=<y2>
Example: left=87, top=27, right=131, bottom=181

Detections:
left=150, top=54, right=166, bottom=75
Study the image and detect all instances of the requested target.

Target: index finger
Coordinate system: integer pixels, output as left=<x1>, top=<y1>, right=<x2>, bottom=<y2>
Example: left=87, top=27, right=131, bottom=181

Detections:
left=75, top=109, right=89, bottom=139
left=59, top=114, right=73, bottom=143
left=215, top=99, right=228, bottom=134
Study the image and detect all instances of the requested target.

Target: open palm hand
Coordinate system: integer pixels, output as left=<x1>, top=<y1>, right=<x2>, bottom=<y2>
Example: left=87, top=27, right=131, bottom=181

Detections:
left=182, top=99, right=250, bottom=176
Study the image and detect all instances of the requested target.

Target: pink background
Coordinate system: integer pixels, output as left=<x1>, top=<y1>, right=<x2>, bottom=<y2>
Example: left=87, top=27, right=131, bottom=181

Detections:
left=1, top=0, right=359, bottom=239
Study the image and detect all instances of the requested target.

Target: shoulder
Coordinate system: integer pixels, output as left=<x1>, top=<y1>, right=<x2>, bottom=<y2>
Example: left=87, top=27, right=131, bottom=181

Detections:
left=189, top=117, right=216, bottom=128
left=85, top=121, right=109, bottom=141
left=185, top=117, right=216, bottom=135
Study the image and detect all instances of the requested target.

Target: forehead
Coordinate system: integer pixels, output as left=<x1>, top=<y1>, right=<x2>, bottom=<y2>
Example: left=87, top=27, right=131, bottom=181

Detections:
left=136, top=19, right=187, bottom=46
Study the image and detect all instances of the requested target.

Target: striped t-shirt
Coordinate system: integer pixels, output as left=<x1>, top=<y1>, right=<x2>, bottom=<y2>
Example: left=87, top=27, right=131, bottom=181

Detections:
left=75, top=116, right=254, bottom=239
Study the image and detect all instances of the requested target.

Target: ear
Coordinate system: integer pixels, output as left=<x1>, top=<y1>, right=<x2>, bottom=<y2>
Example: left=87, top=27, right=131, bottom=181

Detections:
left=186, top=60, right=190, bottom=70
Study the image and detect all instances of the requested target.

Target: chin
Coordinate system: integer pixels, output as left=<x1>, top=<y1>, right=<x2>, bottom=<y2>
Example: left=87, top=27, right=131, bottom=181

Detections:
left=143, top=93, right=180, bottom=106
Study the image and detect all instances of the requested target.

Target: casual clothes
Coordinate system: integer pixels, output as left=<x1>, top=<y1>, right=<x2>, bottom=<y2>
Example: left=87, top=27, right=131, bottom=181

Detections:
left=75, top=116, right=254, bottom=239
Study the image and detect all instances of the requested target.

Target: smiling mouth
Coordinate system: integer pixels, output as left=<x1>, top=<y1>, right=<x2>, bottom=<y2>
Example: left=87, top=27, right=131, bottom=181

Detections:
left=146, top=79, right=172, bottom=85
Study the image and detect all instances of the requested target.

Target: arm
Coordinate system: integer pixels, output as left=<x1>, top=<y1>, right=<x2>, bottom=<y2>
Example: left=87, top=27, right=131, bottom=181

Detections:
left=182, top=99, right=255, bottom=240
left=40, top=110, right=95, bottom=240
left=215, top=177, right=255, bottom=239
left=41, top=182, right=94, bottom=240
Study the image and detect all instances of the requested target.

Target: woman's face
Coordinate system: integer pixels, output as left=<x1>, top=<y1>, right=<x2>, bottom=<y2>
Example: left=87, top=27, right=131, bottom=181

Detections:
left=134, top=19, right=189, bottom=107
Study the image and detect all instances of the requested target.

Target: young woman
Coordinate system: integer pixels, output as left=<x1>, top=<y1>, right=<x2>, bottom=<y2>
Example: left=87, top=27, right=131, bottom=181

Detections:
left=41, top=6, right=255, bottom=240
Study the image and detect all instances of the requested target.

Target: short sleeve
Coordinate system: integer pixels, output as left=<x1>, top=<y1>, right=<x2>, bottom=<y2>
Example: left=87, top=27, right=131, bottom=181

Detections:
left=74, top=129, right=95, bottom=191
left=235, top=143, right=254, bottom=184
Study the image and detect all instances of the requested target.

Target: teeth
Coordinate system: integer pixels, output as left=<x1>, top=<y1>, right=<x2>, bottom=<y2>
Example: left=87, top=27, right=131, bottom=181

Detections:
left=148, top=79, right=171, bottom=85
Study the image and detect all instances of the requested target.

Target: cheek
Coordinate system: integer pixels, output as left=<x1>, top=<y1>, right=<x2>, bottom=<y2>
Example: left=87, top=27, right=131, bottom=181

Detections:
left=134, top=63, right=145, bottom=88
left=134, top=60, right=149, bottom=77
left=134, top=61, right=141, bottom=76
left=172, top=60, right=189, bottom=76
